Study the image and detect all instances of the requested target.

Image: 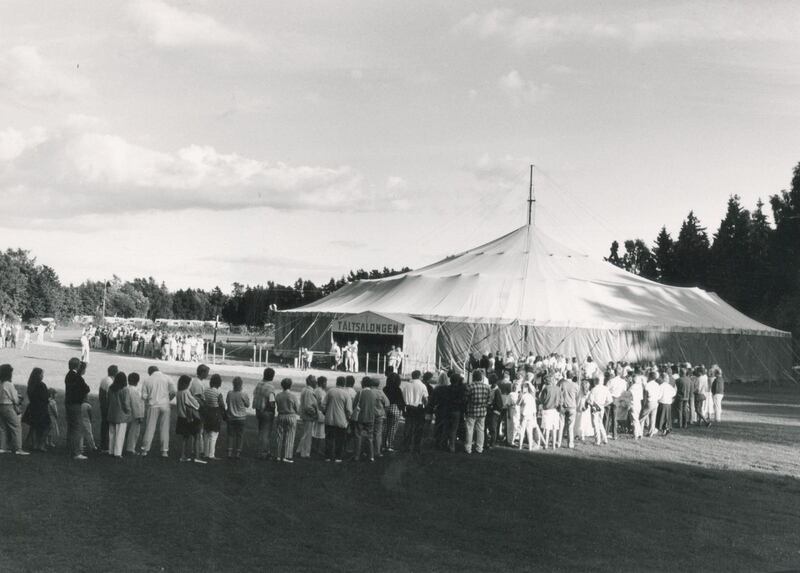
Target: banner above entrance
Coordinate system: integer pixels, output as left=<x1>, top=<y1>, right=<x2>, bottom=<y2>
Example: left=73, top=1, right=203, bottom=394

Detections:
left=332, top=311, right=404, bottom=336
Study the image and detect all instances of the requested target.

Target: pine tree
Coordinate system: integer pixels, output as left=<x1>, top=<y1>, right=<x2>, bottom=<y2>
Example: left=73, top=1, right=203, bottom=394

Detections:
left=673, top=211, right=711, bottom=288
left=652, top=226, right=676, bottom=284
left=709, top=195, right=751, bottom=309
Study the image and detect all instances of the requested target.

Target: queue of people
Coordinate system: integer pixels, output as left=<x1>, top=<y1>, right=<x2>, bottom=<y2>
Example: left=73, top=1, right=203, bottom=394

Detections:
left=84, top=326, right=206, bottom=363
left=0, top=355, right=726, bottom=462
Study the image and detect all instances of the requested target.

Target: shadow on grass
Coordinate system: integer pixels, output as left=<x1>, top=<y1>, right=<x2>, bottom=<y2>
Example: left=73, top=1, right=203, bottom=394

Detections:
left=1, top=432, right=800, bottom=573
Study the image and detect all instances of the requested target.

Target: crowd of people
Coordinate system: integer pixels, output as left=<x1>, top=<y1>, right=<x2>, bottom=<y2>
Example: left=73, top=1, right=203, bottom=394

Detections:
left=80, top=325, right=207, bottom=364
left=0, top=320, right=52, bottom=350
left=0, top=353, right=725, bottom=461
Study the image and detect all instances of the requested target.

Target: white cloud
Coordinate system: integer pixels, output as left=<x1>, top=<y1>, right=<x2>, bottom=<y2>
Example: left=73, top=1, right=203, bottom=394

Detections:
left=0, top=125, right=410, bottom=218
left=130, top=0, right=255, bottom=48
left=499, top=70, right=551, bottom=105
left=0, top=126, right=48, bottom=161
left=0, top=46, right=92, bottom=100
left=455, top=7, right=800, bottom=50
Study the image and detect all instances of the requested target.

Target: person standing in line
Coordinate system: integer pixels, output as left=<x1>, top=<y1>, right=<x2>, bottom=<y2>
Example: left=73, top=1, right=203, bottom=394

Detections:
left=371, top=377, right=389, bottom=458
left=657, top=373, right=676, bottom=435
left=202, top=374, right=225, bottom=460
left=587, top=377, right=611, bottom=446
left=312, top=376, right=327, bottom=456
left=77, top=362, right=97, bottom=453
left=98, top=365, right=118, bottom=454
left=711, top=366, right=725, bottom=423
left=140, top=366, right=176, bottom=457
left=226, top=376, right=250, bottom=460
left=640, top=371, right=662, bottom=437
left=0, top=364, right=29, bottom=455
left=484, top=374, right=504, bottom=449
left=46, top=388, right=60, bottom=448
left=322, top=376, right=353, bottom=462
left=605, top=368, right=627, bottom=440
left=517, top=382, right=542, bottom=451
left=176, top=375, right=205, bottom=464
left=253, top=368, right=277, bottom=460
left=352, top=376, right=377, bottom=461
left=629, top=368, right=645, bottom=440
left=506, top=381, right=521, bottom=447
left=675, top=367, right=693, bottom=429
left=463, top=370, right=491, bottom=455
left=692, top=368, right=712, bottom=427
left=696, top=366, right=711, bottom=420
left=428, top=371, right=451, bottom=450
left=400, top=370, right=428, bottom=455
left=64, top=358, right=89, bottom=460
left=382, top=373, right=405, bottom=452
left=107, top=372, right=132, bottom=458
left=559, top=375, right=580, bottom=449
left=538, top=375, right=562, bottom=450
left=22, top=367, right=50, bottom=452
left=124, top=373, right=145, bottom=455
left=296, top=375, right=319, bottom=459
left=446, top=373, right=466, bottom=453
left=274, top=378, right=299, bottom=463
left=190, top=364, right=209, bottom=458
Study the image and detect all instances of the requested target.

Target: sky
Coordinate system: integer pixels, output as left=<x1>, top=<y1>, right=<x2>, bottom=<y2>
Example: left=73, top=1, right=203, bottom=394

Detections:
left=1, top=1, right=799, bottom=291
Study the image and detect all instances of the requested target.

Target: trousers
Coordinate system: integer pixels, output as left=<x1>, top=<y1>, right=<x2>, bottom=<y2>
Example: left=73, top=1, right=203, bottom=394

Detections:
left=66, top=404, right=84, bottom=456
left=141, top=404, right=171, bottom=454
left=296, top=418, right=315, bottom=457
left=325, top=425, right=347, bottom=460
left=125, top=418, right=142, bottom=453
left=464, top=416, right=485, bottom=453
left=0, top=404, right=22, bottom=451
left=257, top=412, right=275, bottom=457
left=275, top=414, right=297, bottom=459
left=108, top=422, right=127, bottom=456
left=713, top=394, right=724, bottom=422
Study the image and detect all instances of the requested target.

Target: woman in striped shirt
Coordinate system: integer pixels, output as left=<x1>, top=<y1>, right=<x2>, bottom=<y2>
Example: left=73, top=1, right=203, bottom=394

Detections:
left=202, top=374, right=225, bottom=460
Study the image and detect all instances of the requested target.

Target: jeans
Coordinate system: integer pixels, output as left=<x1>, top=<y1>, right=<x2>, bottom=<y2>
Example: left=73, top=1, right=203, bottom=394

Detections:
left=485, top=411, right=501, bottom=447
left=604, top=403, right=618, bottom=439
left=657, top=403, right=673, bottom=432
left=464, top=416, right=485, bottom=453
left=402, top=409, right=425, bottom=453
left=677, top=400, right=690, bottom=428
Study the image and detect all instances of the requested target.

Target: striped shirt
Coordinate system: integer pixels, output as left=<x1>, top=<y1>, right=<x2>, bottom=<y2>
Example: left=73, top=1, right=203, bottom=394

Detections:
left=203, top=387, right=224, bottom=411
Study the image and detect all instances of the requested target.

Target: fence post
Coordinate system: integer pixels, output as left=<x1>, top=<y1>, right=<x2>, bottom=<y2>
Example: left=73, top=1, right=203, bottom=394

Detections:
left=253, top=344, right=256, bottom=366
left=222, top=348, right=225, bottom=363
left=212, top=343, right=216, bottom=365
left=366, top=353, right=370, bottom=374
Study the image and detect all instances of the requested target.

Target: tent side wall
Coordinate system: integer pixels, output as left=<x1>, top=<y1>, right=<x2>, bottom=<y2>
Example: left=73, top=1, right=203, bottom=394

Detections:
left=401, top=321, right=439, bottom=373
left=437, top=322, right=793, bottom=383
left=274, top=312, right=333, bottom=354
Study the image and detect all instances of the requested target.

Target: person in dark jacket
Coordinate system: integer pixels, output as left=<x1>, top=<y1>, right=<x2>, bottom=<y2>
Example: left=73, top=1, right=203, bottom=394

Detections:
left=428, top=372, right=451, bottom=450
left=64, top=357, right=90, bottom=460
left=675, top=368, right=693, bottom=429
left=484, top=373, right=504, bottom=449
left=22, top=368, right=50, bottom=451
left=447, top=372, right=466, bottom=452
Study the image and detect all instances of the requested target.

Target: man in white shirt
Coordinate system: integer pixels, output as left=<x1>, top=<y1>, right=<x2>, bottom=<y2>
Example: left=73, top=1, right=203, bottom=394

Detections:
left=640, top=372, right=662, bottom=437
left=657, top=374, right=676, bottom=435
left=583, top=356, right=598, bottom=380
left=605, top=369, right=627, bottom=440
left=629, top=367, right=645, bottom=439
left=140, top=366, right=176, bottom=457
left=587, top=378, right=611, bottom=445
left=400, top=370, right=428, bottom=454
left=387, top=346, right=399, bottom=373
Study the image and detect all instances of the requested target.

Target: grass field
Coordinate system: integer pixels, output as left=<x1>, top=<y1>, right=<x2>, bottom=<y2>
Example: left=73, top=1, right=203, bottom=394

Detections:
left=0, top=335, right=799, bottom=572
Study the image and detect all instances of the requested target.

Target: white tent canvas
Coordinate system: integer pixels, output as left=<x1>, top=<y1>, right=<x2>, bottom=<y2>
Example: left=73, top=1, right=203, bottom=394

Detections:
left=277, top=225, right=792, bottom=381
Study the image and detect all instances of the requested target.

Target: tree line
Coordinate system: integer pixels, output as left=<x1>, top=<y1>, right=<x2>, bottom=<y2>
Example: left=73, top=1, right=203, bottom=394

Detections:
left=605, top=161, right=800, bottom=341
left=0, top=255, right=409, bottom=327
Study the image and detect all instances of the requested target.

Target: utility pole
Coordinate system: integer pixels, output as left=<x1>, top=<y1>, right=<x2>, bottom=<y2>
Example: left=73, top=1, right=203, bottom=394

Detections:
left=101, top=281, right=108, bottom=322
left=527, top=164, right=535, bottom=226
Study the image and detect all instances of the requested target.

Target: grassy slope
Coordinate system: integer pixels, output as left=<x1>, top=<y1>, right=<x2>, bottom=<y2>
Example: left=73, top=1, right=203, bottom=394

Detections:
left=0, top=341, right=799, bottom=572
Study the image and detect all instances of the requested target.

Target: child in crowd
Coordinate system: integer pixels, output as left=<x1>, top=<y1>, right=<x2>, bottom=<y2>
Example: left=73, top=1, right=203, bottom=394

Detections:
left=46, top=387, right=60, bottom=448
left=203, top=374, right=225, bottom=460
left=125, top=373, right=145, bottom=455
left=226, top=376, right=250, bottom=459
left=176, top=374, right=205, bottom=464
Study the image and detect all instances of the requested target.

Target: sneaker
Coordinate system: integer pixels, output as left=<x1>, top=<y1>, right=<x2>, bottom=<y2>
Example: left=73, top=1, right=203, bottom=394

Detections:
left=283, top=459, right=294, bottom=464
left=369, top=457, right=375, bottom=462
left=334, top=459, right=343, bottom=463
left=179, top=457, right=189, bottom=462
left=0, top=449, right=9, bottom=454
left=14, top=450, right=30, bottom=456
left=193, top=458, right=208, bottom=464
left=325, top=458, right=332, bottom=462
left=161, top=452, right=169, bottom=458
left=73, top=454, right=88, bottom=460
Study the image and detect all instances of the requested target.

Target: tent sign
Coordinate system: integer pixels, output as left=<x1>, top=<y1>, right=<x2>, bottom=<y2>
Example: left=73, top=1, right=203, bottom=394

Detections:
left=333, top=314, right=404, bottom=335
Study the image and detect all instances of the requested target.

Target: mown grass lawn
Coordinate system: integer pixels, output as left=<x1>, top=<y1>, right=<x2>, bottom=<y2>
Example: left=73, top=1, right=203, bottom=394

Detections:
left=0, top=340, right=799, bottom=572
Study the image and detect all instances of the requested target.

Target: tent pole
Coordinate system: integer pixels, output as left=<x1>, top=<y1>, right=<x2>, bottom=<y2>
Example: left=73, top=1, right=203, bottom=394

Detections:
left=527, top=164, right=535, bottom=226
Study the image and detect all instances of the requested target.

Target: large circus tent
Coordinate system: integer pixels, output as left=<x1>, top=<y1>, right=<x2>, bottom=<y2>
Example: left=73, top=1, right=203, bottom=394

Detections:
left=275, top=224, right=792, bottom=381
